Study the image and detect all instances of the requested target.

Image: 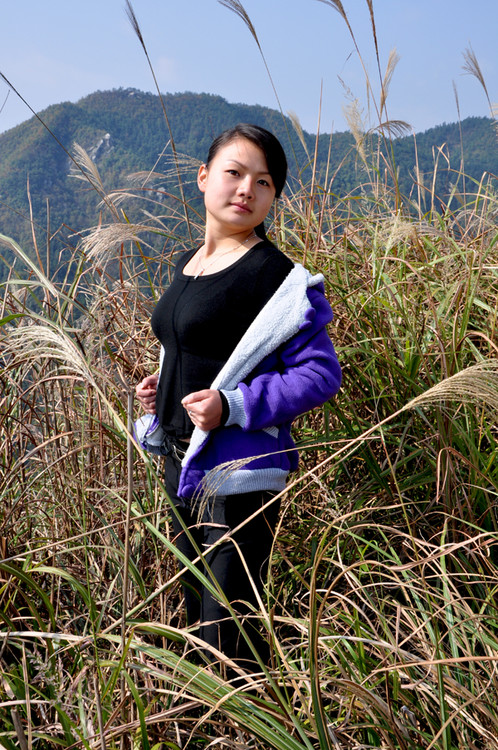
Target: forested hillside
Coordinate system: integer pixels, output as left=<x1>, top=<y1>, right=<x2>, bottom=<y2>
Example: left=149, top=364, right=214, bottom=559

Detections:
left=0, top=88, right=496, bottom=281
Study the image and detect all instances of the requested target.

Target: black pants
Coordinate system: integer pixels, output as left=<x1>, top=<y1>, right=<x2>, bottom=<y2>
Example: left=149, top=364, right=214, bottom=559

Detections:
left=164, top=454, right=280, bottom=671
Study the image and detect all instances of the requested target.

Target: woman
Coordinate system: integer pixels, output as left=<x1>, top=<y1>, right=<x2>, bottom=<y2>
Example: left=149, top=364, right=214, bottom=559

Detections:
left=136, top=123, right=341, bottom=671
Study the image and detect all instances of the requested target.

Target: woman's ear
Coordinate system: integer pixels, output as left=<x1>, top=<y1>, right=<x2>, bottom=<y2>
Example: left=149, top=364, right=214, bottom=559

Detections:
left=197, top=163, right=208, bottom=193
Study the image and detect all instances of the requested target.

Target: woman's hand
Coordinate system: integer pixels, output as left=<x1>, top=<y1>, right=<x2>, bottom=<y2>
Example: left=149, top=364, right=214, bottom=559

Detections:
left=136, top=374, right=158, bottom=414
left=182, top=389, right=222, bottom=431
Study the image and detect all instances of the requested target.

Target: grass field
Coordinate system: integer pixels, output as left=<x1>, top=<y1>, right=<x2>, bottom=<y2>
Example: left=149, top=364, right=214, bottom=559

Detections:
left=1, top=1, right=498, bottom=747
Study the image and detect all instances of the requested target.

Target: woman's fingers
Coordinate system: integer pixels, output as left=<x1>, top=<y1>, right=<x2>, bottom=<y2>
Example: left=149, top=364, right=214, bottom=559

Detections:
left=182, top=390, right=222, bottom=430
left=136, top=374, right=158, bottom=414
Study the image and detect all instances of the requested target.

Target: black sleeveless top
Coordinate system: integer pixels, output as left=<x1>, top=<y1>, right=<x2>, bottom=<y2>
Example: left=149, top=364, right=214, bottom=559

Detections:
left=151, top=242, right=293, bottom=438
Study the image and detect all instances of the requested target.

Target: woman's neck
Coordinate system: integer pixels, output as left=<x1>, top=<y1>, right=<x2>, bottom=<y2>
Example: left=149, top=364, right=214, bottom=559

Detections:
left=182, top=229, right=259, bottom=278
left=203, top=228, right=258, bottom=256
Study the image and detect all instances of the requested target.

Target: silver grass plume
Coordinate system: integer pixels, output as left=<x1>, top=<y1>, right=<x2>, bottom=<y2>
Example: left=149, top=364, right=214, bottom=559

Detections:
left=378, top=214, right=437, bottom=253
left=127, top=152, right=201, bottom=188
left=453, top=80, right=462, bottom=122
left=70, top=144, right=120, bottom=222
left=314, top=0, right=347, bottom=23
left=380, top=48, right=400, bottom=116
left=371, top=119, right=411, bottom=139
left=316, top=1, right=409, bottom=143
left=287, top=111, right=310, bottom=159
left=343, top=98, right=367, bottom=163
left=462, top=46, right=491, bottom=103
left=80, top=223, right=155, bottom=263
left=218, top=0, right=306, bottom=175
left=5, top=324, right=97, bottom=387
left=218, top=0, right=259, bottom=45
left=5, top=322, right=136, bottom=456
left=462, top=46, right=497, bottom=135
left=404, top=360, right=498, bottom=416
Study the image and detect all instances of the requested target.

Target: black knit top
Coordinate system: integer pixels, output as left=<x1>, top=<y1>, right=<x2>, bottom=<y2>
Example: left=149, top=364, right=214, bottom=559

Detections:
left=151, top=242, right=293, bottom=439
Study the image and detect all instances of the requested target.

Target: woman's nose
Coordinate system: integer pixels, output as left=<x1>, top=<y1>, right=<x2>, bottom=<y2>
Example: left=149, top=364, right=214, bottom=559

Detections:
left=237, top=175, right=254, bottom=197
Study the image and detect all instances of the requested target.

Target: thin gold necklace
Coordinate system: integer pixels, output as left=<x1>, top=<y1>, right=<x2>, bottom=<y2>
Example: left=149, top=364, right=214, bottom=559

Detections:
left=194, top=232, right=257, bottom=279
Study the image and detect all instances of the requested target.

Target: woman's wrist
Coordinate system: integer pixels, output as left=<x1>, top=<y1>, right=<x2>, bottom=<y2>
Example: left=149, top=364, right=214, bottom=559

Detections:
left=218, top=390, right=230, bottom=426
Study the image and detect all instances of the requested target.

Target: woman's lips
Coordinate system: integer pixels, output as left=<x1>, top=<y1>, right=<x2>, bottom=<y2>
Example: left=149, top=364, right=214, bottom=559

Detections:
left=231, top=202, right=251, bottom=213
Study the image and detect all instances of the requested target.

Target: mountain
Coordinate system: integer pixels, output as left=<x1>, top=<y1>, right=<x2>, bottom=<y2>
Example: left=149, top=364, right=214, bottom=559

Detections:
left=0, top=88, right=496, bottom=281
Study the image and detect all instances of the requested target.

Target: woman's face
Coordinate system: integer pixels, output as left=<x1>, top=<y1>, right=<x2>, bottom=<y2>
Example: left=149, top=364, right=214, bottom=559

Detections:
left=197, top=137, right=276, bottom=236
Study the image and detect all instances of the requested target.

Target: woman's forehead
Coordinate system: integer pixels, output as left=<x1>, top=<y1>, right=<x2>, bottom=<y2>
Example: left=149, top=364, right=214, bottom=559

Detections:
left=212, top=137, right=269, bottom=169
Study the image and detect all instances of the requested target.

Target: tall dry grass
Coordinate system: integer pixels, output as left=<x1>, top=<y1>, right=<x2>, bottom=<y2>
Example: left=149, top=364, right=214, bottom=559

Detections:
left=1, top=1, right=498, bottom=748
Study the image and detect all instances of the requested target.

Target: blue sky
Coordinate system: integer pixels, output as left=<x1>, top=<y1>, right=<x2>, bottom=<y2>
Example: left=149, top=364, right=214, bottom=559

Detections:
left=0, top=0, right=496, bottom=136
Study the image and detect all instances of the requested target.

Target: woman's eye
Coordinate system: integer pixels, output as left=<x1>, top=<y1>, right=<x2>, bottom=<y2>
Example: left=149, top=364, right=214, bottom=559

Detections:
left=227, top=169, right=239, bottom=176
left=258, top=179, right=270, bottom=187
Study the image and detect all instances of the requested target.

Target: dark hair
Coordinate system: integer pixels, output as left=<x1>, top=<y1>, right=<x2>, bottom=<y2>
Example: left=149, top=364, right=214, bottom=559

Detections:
left=206, top=123, right=288, bottom=241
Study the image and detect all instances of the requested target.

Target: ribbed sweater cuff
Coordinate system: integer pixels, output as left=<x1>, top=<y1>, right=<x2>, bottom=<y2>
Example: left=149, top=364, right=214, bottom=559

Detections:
left=220, top=388, right=247, bottom=428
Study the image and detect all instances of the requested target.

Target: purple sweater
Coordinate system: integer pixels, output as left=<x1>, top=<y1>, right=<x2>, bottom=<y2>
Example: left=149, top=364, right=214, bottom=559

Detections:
left=135, top=263, right=341, bottom=500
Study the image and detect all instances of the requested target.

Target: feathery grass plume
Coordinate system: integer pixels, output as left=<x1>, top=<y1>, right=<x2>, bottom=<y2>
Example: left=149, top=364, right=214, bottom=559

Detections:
left=371, top=118, right=411, bottom=139
left=199, top=360, right=498, bottom=510
left=343, top=98, right=367, bottom=164
left=315, top=0, right=382, bottom=129
left=453, top=79, right=462, bottom=121
left=218, top=0, right=259, bottom=43
left=404, top=359, right=498, bottom=415
left=287, top=111, right=310, bottom=160
left=316, top=1, right=410, bottom=206
left=379, top=48, right=400, bottom=116
left=378, top=214, right=425, bottom=253
left=128, top=151, right=202, bottom=187
left=80, top=222, right=156, bottom=262
left=462, top=45, right=491, bottom=106
left=314, top=0, right=347, bottom=23
left=134, top=140, right=172, bottom=191
left=462, top=45, right=498, bottom=137
left=5, top=324, right=96, bottom=386
left=366, top=0, right=398, bottom=132
left=69, top=143, right=120, bottom=222
left=452, top=80, right=467, bottom=178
